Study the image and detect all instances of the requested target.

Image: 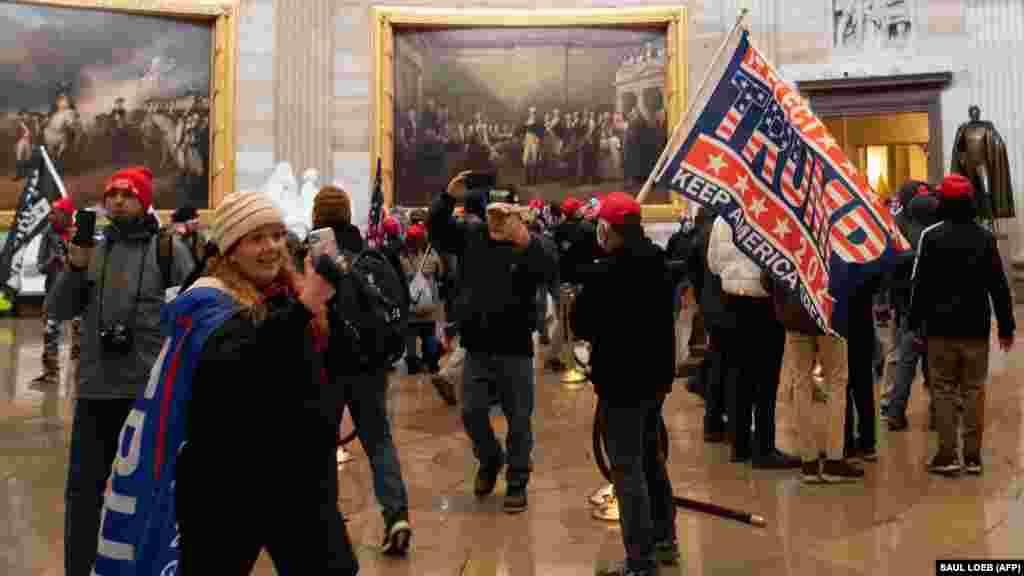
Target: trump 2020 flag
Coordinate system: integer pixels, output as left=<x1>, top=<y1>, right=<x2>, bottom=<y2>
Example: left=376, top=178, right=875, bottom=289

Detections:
left=657, top=31, right=909, bottom=337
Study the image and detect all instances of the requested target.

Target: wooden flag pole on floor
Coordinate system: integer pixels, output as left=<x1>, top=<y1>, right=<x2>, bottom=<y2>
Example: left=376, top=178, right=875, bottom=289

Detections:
left=636, top=8, right=750, bottom=205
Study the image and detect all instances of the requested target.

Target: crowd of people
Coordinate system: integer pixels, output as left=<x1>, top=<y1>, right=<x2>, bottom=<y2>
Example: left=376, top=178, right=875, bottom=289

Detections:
left=26, top=158, right=1017, bottom=574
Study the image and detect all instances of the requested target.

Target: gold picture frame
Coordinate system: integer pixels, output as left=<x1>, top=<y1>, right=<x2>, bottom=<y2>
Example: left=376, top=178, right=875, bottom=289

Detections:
left=371, top=6, right=688, bottom=222
left=0, top=0, right=238, bottom=228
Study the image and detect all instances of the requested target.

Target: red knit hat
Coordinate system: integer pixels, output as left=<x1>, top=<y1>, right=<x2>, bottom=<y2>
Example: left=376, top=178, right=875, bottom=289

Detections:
left=105, top=166, right=154, bottom=210
left=937, top=173, right=974, bottom=199
left=51, top=197, right=74, bottom=214
left=407, top=223, right=426, bottom=242
left=598, top=192, right=642, bottom=225
left=561, top=196, right=583, bottom=218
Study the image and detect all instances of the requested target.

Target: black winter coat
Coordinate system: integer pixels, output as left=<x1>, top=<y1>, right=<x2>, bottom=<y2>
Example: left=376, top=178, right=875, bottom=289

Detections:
left=428, top=192, right=555, bottom=356
left=909, top=195, right=1016, bottom=340
left=570, top=232, right=676, bottom=404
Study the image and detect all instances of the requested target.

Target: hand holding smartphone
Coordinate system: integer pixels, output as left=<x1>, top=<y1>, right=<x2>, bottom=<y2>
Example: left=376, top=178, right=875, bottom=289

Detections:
left=308, top=227, right=339, bottom=261
left=73, top=210, right=97, bottom=246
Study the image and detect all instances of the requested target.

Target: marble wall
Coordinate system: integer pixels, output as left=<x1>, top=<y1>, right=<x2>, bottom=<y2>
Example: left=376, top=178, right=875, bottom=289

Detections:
left=233, top=0, right=1022, bottom=272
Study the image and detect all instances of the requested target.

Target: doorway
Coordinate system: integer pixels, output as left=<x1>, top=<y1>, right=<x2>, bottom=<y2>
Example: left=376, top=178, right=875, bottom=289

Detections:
left=822, top=112, right=930, bottom=199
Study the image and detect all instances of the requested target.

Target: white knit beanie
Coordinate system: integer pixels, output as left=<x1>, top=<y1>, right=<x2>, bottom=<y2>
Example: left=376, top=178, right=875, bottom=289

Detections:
left=210, top=191, right=285, bottom=253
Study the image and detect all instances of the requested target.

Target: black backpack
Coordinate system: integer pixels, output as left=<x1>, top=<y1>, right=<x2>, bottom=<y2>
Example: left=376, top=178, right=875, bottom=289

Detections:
left=327, top=249, right=409, bottom=370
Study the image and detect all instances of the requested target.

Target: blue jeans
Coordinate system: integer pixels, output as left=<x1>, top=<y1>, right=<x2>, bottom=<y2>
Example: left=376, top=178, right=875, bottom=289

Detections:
left=405, top=322, right=440, bottom=372
left=65, top=398, right=135, bottom=576
left=462, top=352, right=534, bottom=489
left=345, top=371, right=409, bottom=521
left=882, top=318, right=923, bottom=418
left=601, top=398, right=676, bottom=571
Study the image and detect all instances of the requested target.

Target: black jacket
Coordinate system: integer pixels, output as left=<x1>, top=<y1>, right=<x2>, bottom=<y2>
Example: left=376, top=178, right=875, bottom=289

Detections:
left=570, top=232, right=676, bottom=404
left=428, top=192, right=555, bottom=356
left=178, top=293, right=338, bottom=520
left=909, top=195, right=1016, bottom=340
left=553, top=218, right=599, bottom=285
left=331, top=223, right=364, bottom=254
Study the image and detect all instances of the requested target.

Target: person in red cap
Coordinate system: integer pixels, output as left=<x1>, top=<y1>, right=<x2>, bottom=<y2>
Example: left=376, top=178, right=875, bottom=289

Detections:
left=400, top=222, right=450, bottom=390
left=910, top=173, right=1015, bottom=476
left=29, top=197, right=77, bottom=394
left=46, top=166, right=195, bottom=576
left=570, top=191, right=679, bottom=576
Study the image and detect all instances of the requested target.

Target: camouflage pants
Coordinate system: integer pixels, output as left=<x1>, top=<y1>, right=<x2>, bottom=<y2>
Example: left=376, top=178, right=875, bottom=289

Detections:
left=41, top=314, right=81, bottom=374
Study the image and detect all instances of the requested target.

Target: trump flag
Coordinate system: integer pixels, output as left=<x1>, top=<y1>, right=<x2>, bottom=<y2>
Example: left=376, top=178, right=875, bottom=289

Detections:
left=657, top=31, right=909, bottom=337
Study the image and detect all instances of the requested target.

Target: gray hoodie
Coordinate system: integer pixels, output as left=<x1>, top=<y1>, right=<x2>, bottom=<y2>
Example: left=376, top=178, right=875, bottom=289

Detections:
left=46, top=218, right=194, bottom=399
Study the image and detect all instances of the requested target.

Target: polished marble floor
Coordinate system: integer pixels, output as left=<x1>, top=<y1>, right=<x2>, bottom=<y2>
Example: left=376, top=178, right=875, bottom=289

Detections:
left=2, top=311, right=1024, bottom=575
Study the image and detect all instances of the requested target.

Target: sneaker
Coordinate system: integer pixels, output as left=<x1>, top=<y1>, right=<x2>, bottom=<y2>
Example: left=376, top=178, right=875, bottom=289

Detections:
left=654, top=540, right=680, bottom=565
left=503, top=486, right=528, bottom=514
left=858, top=448, right=878, bottom=462
left=928, top=453, right=961, bottom=476
left=430, top=375, right=457, bottom=406
left=589, top=483, right=615, bottom=507
left=381, top=515, right=412, bottom=556
left=28, top=373, right=57, bottom=393
left=964, top=456, right=983, bottom=475
left=337, top=446, right=354, bottom=465
left=821, top=459, right=864, bottom=483
left=801, top=459, right=824, bottom=484
left=474, top=452, right=505, bottom=497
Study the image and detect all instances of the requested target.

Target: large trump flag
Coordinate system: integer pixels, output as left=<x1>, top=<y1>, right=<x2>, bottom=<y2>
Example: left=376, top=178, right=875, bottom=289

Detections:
left=657, top=30, right=909, bottom=337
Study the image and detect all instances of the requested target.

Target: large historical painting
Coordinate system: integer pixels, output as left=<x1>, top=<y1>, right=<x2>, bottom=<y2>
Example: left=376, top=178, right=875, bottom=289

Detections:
left=0, top=2, right=213, bottom=211
left=832, top=0, right=915, bottom=53
left=393, top=27, right=672, bottom=206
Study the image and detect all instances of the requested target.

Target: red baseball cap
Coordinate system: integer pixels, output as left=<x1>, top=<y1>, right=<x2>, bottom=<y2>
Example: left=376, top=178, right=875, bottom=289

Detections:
left=407, top=223, right=426, bottom=241
left=561, top=197, right=583, bottom=218
left=105, top=166, right=154, bottom=210
left=937, top=173, right=974, bottom=199
left=51, top=197, right=74, bottom=214
left=382, top=217, right=401, bottom=237
left=597, top=192, right=642, bottom=225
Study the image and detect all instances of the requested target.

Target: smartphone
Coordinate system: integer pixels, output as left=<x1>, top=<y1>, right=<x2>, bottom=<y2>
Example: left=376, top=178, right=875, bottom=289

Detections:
left=74, top=210, right=97, bottom=245
left=308, top=227, right=339, bottom=261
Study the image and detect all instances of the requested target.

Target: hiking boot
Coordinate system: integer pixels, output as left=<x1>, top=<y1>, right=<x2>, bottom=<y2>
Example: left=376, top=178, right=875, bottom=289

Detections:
left=928, top=453, right=961, bottom=476
left=801, top=459, right=824, bottom=484
left=430, top=375, right=457, bottom=406
left=503, top=486, right=528, bottom=514
left=474, top=452, right=505, bottom=497
left=654, top=540, right=680, bottom=565
left=821, top=459, right=864, bottom=483
left=964, top=456, right=983, bottom=476
left=752, top=449, right=801, bottom=469
left=380, top=512, right=412, bottom=556
left=28, top=372, right=57, bottom=393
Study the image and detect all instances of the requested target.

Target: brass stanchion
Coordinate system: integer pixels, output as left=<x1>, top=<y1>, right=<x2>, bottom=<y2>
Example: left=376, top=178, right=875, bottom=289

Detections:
left=558, top=284, right=587, bottom=388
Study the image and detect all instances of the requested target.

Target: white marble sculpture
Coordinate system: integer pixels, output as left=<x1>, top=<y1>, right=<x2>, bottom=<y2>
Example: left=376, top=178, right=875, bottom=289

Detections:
left=300, top=168, right=319, bottom=234
left=262, top=162, right=305, bottom=239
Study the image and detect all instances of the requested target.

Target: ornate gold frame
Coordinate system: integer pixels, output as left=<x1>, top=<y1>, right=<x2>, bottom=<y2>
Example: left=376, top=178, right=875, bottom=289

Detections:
left=371, top=6, right=688, bottom=222
left=0, top=0, right=238, bottom=228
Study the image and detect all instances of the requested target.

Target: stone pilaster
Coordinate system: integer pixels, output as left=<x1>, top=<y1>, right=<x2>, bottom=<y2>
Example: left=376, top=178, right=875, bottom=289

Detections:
left=274, top=0, right=335, bottom=182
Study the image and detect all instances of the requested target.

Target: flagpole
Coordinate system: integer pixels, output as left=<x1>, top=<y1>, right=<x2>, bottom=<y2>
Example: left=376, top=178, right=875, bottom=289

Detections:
left=38, top=146, right=68, bottom=199
left=637, top=8, right=750, bottom=204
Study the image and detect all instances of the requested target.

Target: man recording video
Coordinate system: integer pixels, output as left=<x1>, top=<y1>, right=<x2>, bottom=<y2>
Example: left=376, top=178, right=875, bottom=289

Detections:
left=570, top=192, right=678, bottom=576
left=427, top=170, right=556, bottom=514
left=46, top=167, right=194, bottom=576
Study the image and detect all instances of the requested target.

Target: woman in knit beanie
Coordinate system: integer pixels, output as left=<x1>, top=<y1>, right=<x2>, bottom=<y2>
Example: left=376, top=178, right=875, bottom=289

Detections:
left=172, top=191, right=360, bottom=573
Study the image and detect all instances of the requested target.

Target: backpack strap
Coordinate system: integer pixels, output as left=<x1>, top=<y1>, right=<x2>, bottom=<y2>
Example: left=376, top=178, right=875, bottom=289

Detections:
left=157, top=227, right=174, bottom=289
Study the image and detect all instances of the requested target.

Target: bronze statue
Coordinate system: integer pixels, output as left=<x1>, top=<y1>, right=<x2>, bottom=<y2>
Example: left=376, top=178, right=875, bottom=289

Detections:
left=951, top=105, right=1014, bottom=220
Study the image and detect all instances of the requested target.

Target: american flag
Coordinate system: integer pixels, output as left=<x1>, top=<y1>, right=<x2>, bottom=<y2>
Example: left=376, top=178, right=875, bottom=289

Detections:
left=657, top=31, right=909, bottom=337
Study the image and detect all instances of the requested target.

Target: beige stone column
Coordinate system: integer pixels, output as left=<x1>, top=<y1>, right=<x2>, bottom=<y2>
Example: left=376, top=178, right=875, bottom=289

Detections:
left=274, top=0, right=334, bottom=182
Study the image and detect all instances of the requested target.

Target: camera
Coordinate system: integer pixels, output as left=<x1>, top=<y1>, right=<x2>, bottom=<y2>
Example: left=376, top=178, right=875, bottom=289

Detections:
left=99, top=323, right=133, bottom=354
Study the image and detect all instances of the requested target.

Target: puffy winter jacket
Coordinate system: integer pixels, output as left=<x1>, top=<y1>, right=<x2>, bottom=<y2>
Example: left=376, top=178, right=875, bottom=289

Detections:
left=707, top=216, right=768, bottom=298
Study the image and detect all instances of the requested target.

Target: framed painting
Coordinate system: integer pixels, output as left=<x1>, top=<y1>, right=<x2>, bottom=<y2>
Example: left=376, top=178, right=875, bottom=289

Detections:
left=371, top=6, right=688, bottom=222
left=0, top=0, right=237, bottom=227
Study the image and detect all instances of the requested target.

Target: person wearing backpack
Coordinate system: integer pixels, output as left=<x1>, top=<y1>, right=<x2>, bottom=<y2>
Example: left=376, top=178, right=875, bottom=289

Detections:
left=428, top=170, right=556, bottom=513
left=45, top=166, right=195, bottom=576
left=400, top=223, right=450, bottom=384
left=311, top=185, right=416, bottom=555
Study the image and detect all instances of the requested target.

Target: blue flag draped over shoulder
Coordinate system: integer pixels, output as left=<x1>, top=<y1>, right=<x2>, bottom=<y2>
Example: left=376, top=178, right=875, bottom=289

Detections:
left=92, top=286, right=238, bottom=576
left=657, top=31, right=909, bottom=337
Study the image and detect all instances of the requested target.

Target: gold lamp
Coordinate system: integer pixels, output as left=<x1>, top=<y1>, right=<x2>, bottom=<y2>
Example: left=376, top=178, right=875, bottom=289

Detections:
left=558, top=284, right=588, bottom=388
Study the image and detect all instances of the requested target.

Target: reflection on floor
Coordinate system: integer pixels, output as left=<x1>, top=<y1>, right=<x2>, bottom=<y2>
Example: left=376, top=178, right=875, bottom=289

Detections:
left=2, top=312, right=1024, bottom=575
